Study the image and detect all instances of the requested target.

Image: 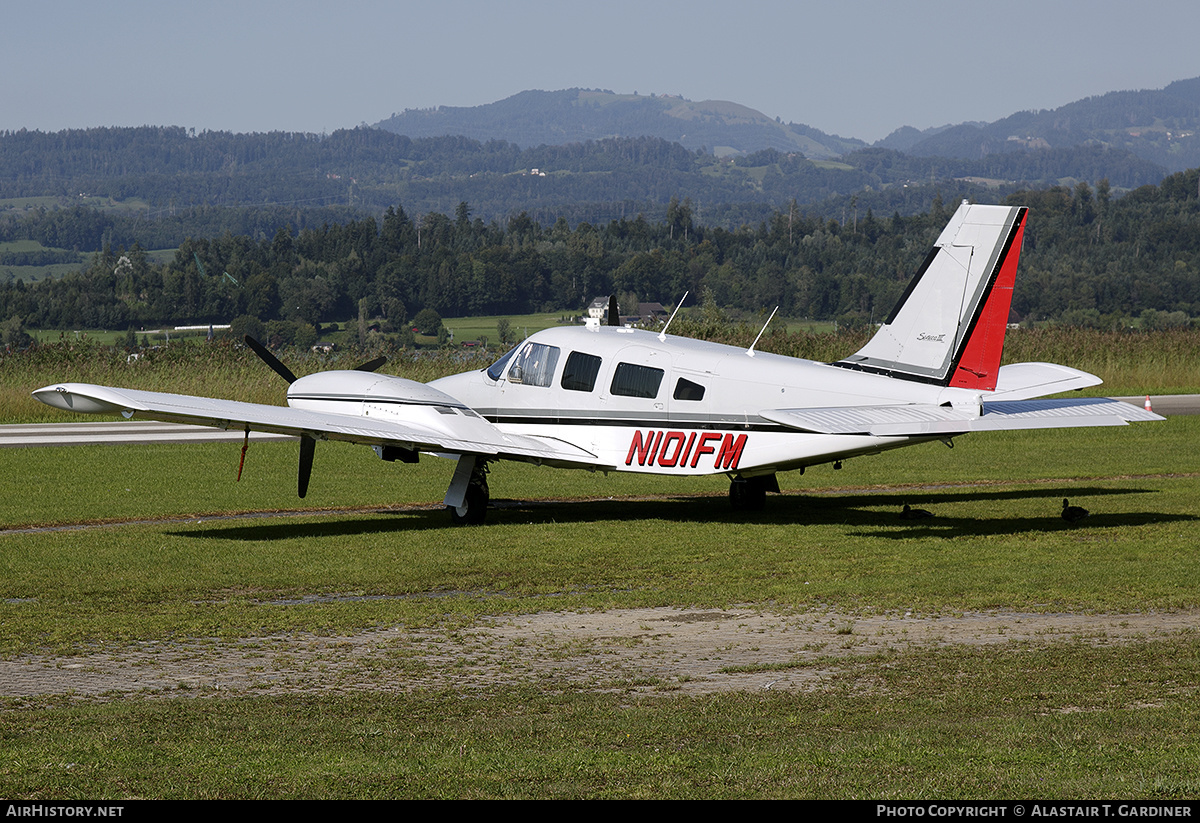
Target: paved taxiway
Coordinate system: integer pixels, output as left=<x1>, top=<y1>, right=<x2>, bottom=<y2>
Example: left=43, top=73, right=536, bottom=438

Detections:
left=1113, top=395, right=1198, bottom=416
left=0, top=396, right=1191, bottom=448
left=0, top=420, right=294, bottom=447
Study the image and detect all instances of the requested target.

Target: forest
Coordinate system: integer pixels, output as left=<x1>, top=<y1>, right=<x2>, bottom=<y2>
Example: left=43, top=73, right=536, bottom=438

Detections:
left=0, top=126, right=1169, bottom=228
left=1, top=166, right=1199, bottom=347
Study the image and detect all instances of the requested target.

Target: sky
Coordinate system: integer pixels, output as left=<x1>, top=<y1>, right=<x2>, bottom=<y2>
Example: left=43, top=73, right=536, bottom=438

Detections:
left=5, top=0, right=1200, bottom=144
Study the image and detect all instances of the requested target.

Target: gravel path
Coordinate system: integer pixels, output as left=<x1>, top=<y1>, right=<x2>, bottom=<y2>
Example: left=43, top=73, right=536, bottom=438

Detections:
left=4, top=608, right=1197, bottom=699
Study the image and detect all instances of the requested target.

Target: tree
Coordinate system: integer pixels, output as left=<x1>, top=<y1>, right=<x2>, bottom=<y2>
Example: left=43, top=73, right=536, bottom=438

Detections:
left=358, top=297, right=373, bottom=346
left=230, top=314, right=266, bottom=343
left=1, top=315, right=32, bottom=349
left=413, top=307, right=442, bottom=336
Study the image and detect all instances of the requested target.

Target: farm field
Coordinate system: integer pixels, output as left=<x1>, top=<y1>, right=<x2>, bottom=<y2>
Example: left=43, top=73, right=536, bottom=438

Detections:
left=440, top=311, right=840, bottom=340
left=441, top=311, right=575, bottom=344
left=0, top=229, right=172, bottom=285
left=1, top=407, right=1197, bottom=798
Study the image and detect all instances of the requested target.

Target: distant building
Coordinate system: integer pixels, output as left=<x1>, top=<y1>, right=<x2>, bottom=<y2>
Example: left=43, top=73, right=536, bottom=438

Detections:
left=582, top=298, right=668, bottom=329
left=586, top=297, right=610, bottom=320
left=584, top=296, right=615, bottom=328
left=635, top=302, right=668, bottom=327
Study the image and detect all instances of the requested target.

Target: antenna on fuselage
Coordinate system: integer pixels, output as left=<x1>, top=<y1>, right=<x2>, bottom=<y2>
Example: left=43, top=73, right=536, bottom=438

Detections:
left=746, top=306, right=779, bottom=357
left=607, top=295, right=620, bottom=327
left=658, top=291, right=689, bottom=342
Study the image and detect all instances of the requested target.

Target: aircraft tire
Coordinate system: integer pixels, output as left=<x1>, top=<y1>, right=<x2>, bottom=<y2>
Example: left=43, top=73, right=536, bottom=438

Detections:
left=449, top=479, right=489, bottom=526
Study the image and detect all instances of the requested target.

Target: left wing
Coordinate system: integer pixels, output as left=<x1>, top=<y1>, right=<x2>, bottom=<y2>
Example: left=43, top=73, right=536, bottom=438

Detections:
left=760, top=397, right=1164, bottom=437
left=32, top=382, right=598, bottom=464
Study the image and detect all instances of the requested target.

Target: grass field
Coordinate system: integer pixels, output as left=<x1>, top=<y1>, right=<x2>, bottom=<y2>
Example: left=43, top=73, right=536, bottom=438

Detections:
left=441, top=311, right=577, bottom=343
left=0, top=237, right=172, bottom=285
left=0, top=407, right=1197, bottom=797
left=0, top=240, right=59, bottom=254
left=0, top=195, right=150, bottom=214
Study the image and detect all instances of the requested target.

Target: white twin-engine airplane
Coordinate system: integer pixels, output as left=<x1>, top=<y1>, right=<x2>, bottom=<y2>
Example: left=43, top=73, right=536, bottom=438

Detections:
left=35, top=202, right=1162, bottom=524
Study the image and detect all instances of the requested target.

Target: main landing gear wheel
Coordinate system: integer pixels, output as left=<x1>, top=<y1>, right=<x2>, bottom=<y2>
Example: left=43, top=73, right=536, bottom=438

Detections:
left=449, top=473, right=489, bottom=526
left=729, top=475, right=776, bottom=512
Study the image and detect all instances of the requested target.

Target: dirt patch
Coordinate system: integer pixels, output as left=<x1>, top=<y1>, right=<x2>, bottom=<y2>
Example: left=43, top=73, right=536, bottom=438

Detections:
left=3, top=608, right=1198, bottom=700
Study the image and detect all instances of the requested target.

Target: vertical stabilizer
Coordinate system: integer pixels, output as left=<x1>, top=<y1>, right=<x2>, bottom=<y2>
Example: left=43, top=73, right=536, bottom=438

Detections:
left=835, top=202, right=1026, bottom=389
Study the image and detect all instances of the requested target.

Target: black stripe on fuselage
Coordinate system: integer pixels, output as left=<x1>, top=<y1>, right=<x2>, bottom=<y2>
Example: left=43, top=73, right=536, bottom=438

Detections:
left=484, top=413, right=790, bottom=433
left=822, top=360, right=946, bottom=385
left=293, top=395, right=795, bottom=433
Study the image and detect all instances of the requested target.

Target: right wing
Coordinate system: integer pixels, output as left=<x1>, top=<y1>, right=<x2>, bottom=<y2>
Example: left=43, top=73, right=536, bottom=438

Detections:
left=32, top=382, right=599, bottom=465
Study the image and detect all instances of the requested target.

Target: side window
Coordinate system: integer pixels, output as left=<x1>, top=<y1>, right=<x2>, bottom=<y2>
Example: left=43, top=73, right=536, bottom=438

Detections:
left=611, top=362, right=664, bottom=398
left=673, top=377, right=706, bottom=401
left=507, top=342, right=560, bottom=387
left=561, top=351, right=603, bottom=392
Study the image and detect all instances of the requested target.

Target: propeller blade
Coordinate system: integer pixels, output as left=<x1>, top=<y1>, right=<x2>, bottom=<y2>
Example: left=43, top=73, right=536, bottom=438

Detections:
left=354, top=355, right=388, bottom=373
left=298, top=435, right=315, bottom=498
left=607, top=295, right=620, bottom=327
left=245, top=336, right=298, bottom=384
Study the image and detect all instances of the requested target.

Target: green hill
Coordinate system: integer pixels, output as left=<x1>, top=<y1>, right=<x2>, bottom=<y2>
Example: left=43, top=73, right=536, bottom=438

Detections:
left=376, top=88, right=865, bottom=159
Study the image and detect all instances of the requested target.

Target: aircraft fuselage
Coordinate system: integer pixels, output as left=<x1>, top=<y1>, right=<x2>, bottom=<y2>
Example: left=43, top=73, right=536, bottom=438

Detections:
left=422, top=325, right=964, bottom=477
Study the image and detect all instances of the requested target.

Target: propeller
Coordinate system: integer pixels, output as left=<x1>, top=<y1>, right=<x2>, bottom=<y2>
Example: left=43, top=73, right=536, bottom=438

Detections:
left=243, top=335, right=388, bottom=498
left=607, top=294, right=620, bottom=327
left=354, top=355, right=388, bottom=373
left=245, top=335, right=298, bottom=384
left=298, top=434, right=315, bottom=499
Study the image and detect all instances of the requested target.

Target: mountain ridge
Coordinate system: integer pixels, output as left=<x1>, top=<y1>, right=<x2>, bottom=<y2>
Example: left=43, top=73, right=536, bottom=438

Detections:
left=376, top=88, right=865, bottom=159
left=378, top=79, right=1200, bottom=172
left=879, top=77, right=1200, bottom=172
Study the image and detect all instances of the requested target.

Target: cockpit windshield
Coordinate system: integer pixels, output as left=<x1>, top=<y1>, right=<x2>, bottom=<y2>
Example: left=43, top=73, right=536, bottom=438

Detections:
left=485, top=344, right=520, bottom=382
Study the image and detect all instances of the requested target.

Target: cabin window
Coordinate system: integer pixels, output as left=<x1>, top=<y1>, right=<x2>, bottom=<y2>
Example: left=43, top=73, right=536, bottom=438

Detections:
left=507, top=342, right=560, bottom=388
left=560, top=351, right=603, bottom=392
left=610, top=362, right=664, bottom=398
left=673, top=377, right=706, bottom=401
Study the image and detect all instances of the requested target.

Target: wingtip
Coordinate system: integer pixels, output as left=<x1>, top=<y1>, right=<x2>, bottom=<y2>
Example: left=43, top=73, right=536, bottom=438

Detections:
left=33, top=383, right=134, bottom=414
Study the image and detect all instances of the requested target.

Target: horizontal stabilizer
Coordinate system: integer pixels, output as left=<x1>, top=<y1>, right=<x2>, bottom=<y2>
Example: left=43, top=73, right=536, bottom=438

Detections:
left=988, top=362, right=1102, bottom=400
left=760, top=397, right=1164, bottom=437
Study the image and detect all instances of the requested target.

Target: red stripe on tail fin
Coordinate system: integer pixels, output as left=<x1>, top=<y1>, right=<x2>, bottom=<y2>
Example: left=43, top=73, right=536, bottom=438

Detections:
left=948, top=211, right=1026, bottom=391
